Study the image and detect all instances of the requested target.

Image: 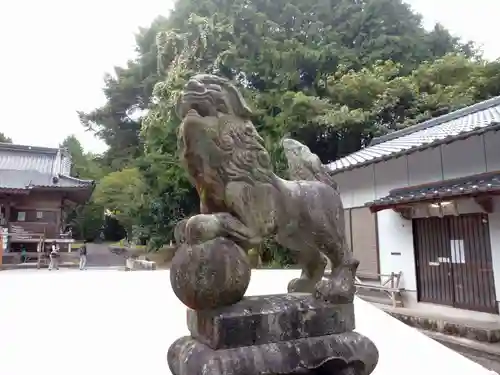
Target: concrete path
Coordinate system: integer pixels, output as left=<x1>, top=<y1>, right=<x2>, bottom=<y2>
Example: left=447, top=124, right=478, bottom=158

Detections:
left=424, top=330, right=500, bottom=373
left=0, top=269, right=495, bottom=375
left=86, top=242, right=125, bottom=267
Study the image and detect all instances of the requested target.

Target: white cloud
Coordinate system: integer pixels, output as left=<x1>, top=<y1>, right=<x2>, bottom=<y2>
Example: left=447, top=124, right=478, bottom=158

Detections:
left=0, top=0, right=498, bottom=154
left=0, top=0, right=172, bottom=154
left=407, top=0, right=500, bottom=60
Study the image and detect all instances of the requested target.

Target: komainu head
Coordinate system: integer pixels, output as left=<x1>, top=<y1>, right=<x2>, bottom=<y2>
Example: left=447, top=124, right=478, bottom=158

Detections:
left=176, top=74, right=253, bottom=120
left=176, top=74, right=275, bottom=214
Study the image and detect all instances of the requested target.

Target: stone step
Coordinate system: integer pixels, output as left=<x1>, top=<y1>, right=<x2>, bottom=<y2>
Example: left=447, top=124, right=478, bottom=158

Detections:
left=421, top=329, right=500, bottom=362
left=372, top=303, right=500, bottom=344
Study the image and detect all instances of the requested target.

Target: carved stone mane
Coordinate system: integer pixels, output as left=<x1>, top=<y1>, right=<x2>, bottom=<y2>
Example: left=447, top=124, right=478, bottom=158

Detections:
left=176, top=74, right=253, bottom=120
left=282, top=138, right=338, bottom=189
left=177, top=75, right=276, bottom=214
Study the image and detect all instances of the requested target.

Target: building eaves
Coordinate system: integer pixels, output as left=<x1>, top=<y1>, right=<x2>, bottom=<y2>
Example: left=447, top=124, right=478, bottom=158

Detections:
left=366, top=171, right=500, bottom=211
left=328, top=96, right=500, bottom=175
left=0, top=170, right=94, bottom=191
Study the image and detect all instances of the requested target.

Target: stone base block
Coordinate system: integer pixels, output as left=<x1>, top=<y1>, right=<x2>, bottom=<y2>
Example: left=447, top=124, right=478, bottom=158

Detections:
left=125, top=258, right=157, bottom=271
left=188, top=293, right=355, bottom=349
left=168, top=332, right=378, bottom=375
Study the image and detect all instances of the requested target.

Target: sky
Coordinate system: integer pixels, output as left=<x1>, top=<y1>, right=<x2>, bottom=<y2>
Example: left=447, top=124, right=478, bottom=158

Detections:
left=0, top=0, right=499, bottom=154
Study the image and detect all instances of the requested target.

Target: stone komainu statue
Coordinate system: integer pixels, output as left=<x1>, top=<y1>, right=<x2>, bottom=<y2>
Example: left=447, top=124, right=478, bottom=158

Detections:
left=175, top=74, right=359, bottom=302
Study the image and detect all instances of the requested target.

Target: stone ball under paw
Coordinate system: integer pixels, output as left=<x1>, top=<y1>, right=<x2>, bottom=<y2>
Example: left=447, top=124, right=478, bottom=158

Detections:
left=170, top=237, right=251, bottom=310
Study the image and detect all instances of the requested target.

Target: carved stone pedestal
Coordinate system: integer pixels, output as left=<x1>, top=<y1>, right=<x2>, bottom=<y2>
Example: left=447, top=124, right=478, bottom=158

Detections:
left=168, top=294, right=378, bottom=375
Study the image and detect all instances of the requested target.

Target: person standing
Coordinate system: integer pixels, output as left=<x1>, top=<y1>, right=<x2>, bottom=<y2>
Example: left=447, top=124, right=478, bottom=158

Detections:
left=48, top=241, right=60, bottom=271
left=79, top=241, right=88, bottom=270
left=20, top=245, right=27, bottom=263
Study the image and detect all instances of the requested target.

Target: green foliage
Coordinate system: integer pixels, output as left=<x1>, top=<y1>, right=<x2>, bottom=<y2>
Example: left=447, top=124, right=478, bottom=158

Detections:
left=60, top=135, right=106, bottom=240
left=81, top=0, right=500, bottom=266
left=93, top=168, right=146, bottom=239
left=0, top=132, right=12, bottom=143
left=66, top=203, right=104, bottom=241
left=60, top=135, right=105, bottom=179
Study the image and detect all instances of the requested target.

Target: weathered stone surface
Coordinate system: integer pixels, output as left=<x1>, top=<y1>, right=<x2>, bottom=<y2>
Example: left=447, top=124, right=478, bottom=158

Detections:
left=168, top=331, right=379, bottom=375
left=125, top=258, right=157, bottom=271
left=165, top=73, right=379, bottom=375
left=176, top=74, right=359, bottom=303
left=188, top=293, right=355, bottom=350
left=170, top=237, right=251, bottom=310
left=314, top=265, right=357, bottom=304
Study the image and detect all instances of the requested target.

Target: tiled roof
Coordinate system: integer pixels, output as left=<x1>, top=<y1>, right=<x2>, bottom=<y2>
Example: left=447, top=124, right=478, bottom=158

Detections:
left=0, top=170, right=93, bottom=191
left=328, top=96, right=500, bottom=174
left=0, top=142, right=71, bottom=175
left=367, top=171, right=500, bottom=210
left=0, top=149, right=56, bottom=173
left=0, top=143, right=93, bottom=190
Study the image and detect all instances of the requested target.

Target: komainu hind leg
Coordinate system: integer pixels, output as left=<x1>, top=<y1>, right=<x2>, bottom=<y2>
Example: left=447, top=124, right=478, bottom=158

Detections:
left=287, top=249, right=327, bottom=293
left=315, top=249, right=359, bottom=304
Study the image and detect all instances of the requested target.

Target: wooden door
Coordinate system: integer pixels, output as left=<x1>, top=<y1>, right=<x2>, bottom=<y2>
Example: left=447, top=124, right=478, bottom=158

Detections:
left=414, top=214, right=498, bottom=314
left=413, top=217, right=454, bottom=307
left=350, top=207, right=379, bottom=279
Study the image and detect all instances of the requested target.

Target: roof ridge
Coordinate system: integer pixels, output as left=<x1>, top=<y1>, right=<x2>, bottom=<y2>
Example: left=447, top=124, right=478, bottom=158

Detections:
left=58, top=174, right=94, bottom=184
left=0, top=142, right=60, bottom=154
left=370, top=95, right=500, bottom=146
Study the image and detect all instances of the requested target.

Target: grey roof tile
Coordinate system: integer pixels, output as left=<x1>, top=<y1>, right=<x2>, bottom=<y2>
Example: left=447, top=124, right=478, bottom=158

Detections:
left=0, top=150, right=56, bottom=173
left=0, top=143, right=93, bottom=190
left=327, top=96, right=500, bottom=173
left=0, top=170, right=93, bottom=190
left=367, top=171, right=500, bottom=211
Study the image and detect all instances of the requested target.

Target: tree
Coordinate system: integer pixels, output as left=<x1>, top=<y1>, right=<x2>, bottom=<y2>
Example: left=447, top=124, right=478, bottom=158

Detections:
left=60, top=135, right=106, bottom=240
left=308, top=54, right=500, bottom=160
left=78, top=16, right=169, bottom=171
left=0, top=132, right=12, bottom=143
left=60, top=135, right=105, bottom=179
left=83, top=0, right=500, bottom=259
left=82, top=0, right=472, bottom=171
left=92, top=168, right=146, bottom=241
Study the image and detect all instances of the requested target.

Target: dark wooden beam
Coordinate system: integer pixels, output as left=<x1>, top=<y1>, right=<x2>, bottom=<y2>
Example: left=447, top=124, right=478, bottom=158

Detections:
left=474, top=196, right=494, bottom=213
left=392, top=206, right=413, bottom=220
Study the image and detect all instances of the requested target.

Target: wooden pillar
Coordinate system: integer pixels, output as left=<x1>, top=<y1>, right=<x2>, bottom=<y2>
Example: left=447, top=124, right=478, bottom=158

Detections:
left=0, top=234, right=3, bottom=268
left=4, top=203, right=10, bottom=225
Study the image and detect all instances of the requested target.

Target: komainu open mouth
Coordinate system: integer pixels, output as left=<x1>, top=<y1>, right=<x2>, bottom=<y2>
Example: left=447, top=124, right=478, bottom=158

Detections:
left=186, top=108, right=200, bottom=117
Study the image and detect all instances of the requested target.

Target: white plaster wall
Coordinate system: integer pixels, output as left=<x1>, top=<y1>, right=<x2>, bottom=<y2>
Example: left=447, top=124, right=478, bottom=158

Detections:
left=374, top=156, right=408, bottom=198
left=488, top=197, right=500, bottom=303
left=376, top=210, right=416, bottom=291
left=407, top=147, right=442, bottom=185
left=375, top=198, right=500, bottom=304
left=334, top=171, right=354, bottom=209
left=441, top=136, right=487, bottom=179
left=334, top=167, right=375, bottom=209
left=350, top=166, right=376, bottom=207
left=333, top=133, right=500, bottom=308
left=485, top=130, right=500, bottom=172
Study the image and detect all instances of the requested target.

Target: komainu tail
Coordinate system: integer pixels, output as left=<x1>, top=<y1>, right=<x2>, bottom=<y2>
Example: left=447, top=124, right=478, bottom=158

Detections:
left=281, top=138, right=338, bottom=190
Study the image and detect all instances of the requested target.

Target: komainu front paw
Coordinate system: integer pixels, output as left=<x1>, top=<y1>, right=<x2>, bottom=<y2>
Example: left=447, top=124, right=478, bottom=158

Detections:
left=314, top=268, right=355, bottom=304
left=287, top=278, right=315, bottom=293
